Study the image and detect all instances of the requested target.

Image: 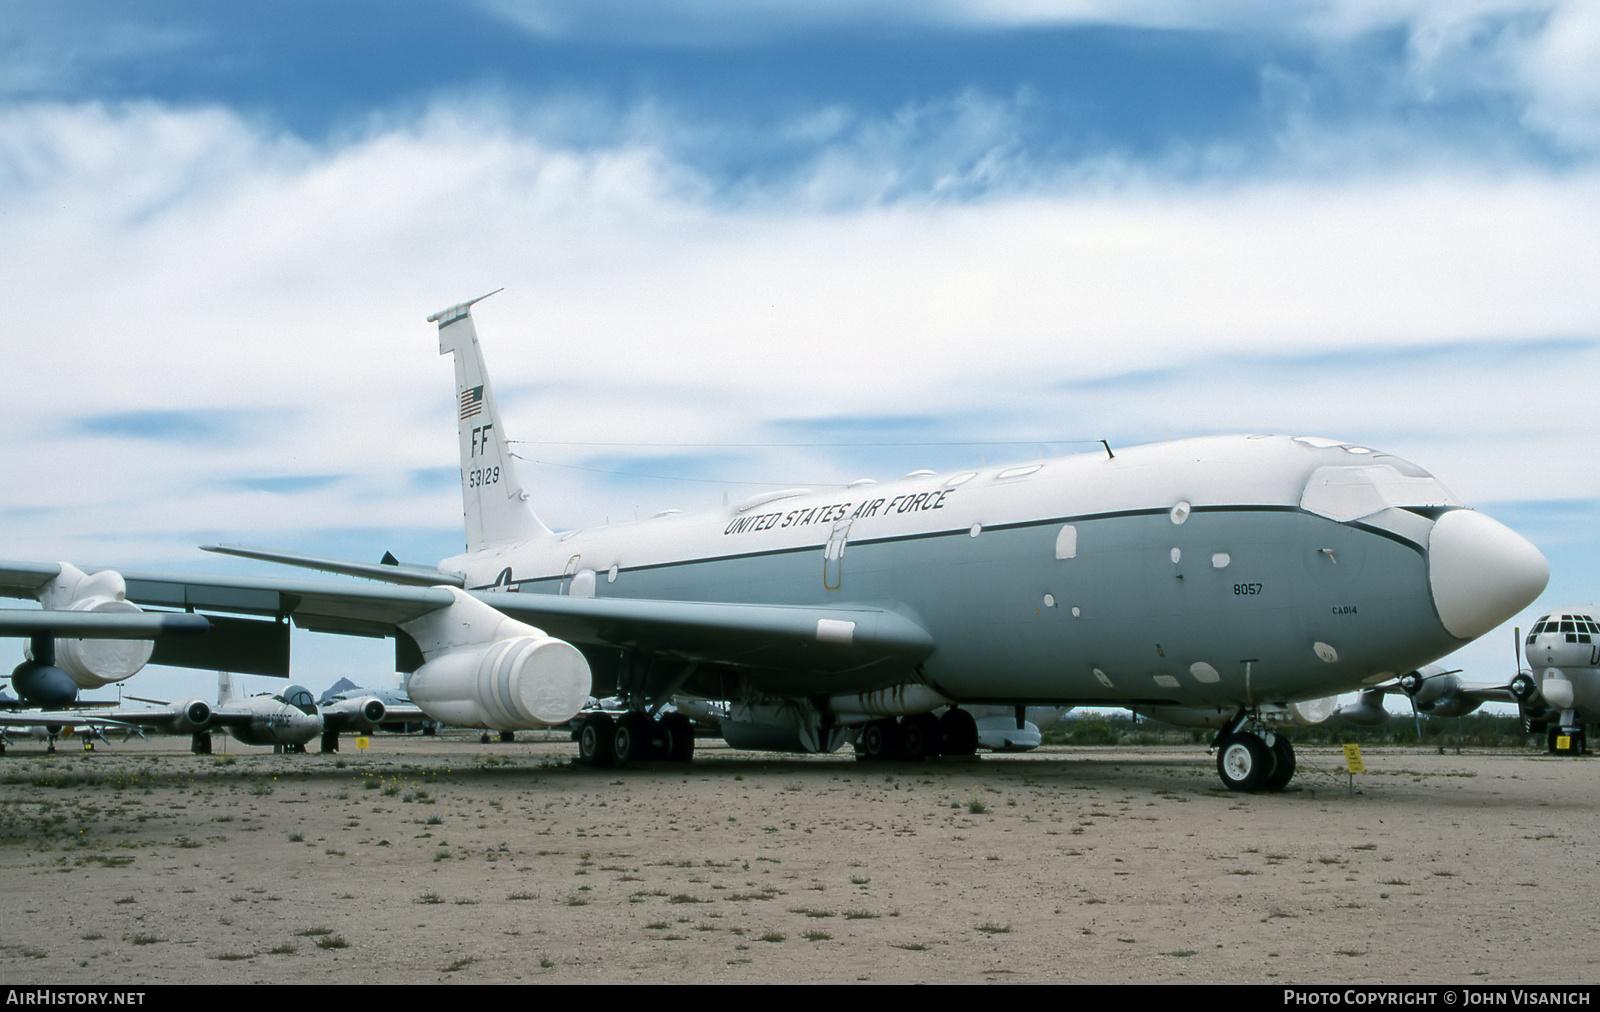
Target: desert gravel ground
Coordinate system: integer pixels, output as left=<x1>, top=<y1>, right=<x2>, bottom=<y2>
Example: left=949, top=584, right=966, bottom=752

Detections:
left=0, top=732, right=1595, bottom=985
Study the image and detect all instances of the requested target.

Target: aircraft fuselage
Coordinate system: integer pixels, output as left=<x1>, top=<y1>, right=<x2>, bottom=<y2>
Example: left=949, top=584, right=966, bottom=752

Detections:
left=446, top=433, right=1517, bottom=712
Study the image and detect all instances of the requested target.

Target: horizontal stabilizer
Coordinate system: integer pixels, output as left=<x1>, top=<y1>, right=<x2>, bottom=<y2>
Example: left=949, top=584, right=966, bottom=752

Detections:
left=202, top=545, right=467, bottom=588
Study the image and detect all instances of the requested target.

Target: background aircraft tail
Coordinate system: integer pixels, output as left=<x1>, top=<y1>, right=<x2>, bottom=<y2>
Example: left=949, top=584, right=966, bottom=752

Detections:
left=429, top=293, right=553, bottom=551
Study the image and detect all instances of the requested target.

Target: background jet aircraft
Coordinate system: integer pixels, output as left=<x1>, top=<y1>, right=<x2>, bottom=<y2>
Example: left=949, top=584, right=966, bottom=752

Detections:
left=316, top=681, right=429, bottom=752
left=0, top=675, right=323, bottom=755
left=0, top=716, right=109, bottom=754
left=0, top=294, right=1550, bottom=791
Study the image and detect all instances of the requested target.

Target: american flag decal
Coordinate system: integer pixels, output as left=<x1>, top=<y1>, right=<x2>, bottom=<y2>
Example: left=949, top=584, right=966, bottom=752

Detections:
left=459, top=386, right=484, bottom=420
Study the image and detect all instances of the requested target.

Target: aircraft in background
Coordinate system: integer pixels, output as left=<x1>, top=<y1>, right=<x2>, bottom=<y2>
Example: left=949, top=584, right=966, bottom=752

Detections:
left=0, top=293, right=1549, bottom=790
left=0, top=674, right=322, bottom=755
left=1336, top=607, right=1600, bottom=755
left=316, top=683, right=431, bottom=752
left=0, top=715, right=109, bottom=754
left=1515, top=607, right=1598, bottom=753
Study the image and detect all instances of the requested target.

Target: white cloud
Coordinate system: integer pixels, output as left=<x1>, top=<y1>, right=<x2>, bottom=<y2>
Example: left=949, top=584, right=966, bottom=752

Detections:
left=1, top=98, right=1597, bottom=563
left=480, top=1, right=1600, bottom=157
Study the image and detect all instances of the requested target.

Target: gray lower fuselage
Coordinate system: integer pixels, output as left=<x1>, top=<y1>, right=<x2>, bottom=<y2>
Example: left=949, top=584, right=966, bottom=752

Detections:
left=456, top=448, right=1463, bottom=711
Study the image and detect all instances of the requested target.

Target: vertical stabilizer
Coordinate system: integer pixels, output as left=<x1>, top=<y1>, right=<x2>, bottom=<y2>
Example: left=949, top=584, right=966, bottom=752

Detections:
left=429, top=292, right=552, bottom=551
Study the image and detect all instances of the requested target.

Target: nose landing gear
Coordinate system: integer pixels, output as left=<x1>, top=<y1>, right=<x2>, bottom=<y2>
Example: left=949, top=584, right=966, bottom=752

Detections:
left=1213, top=712, right=1296, bottom=792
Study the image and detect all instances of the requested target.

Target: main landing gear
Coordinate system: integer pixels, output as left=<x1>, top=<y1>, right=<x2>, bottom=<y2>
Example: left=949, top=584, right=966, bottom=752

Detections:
left=854, top=709, right=980, bottom=762
left=574, top=711, right=696, bottom=767
left=1213, top=713, right=1296, bottom=792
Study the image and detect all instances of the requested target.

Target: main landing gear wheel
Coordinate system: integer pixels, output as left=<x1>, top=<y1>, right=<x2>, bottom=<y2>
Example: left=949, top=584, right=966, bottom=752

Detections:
left=1216, top=733, right=1276, bottom=792
left=613, top=713, right=654, bottom=766
left=901, top=714, right=942, bottom=760
left=577, top=713, right=615, bottom=767
left=859, top=719, right=901, bottom=760
left=661, top=712, right=695, bottom=763
left=940, top=708, right=979, bottom=757
left=1262, top=736, right=1296, bottom=792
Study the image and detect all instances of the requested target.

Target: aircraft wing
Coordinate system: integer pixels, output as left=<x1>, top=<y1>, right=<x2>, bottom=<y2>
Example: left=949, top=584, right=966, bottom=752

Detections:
left=0, top=609, right=210, bottom=638
left=0, top=711, right=112, bottom=729
left=1, top=561, right=935, bottom=675
left=1376, top=680, right=1518, bottom=702
left=0, top=701, right=211, bottom=731
left=481, top=593, right=936, bottom=672
left=200, top=544, right=467, bottom=588
left=1379, top=667, right=1520, bottom=715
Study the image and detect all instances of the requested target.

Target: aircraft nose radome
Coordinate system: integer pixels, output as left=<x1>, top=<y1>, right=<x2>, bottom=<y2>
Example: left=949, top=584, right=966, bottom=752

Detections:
left=1427, top=509, right=1548, bottom=641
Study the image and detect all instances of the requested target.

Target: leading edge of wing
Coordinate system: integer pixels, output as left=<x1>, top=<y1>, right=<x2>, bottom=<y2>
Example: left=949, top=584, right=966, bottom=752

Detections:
left=6, top=561, right=934, bottom=672
left=477, top=591, right=937, bottom=671
left=0, top=610, right=210, bottom=638
left=0, top=560, right=457, bottom=634
left=201, top=544, right=467, bottom=588
left=107, top=567, right=458, bottom=635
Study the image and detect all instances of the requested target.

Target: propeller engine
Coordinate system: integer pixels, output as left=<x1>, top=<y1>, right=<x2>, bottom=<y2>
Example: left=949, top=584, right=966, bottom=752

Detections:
left=1397, top=666, right=1482, bottom=718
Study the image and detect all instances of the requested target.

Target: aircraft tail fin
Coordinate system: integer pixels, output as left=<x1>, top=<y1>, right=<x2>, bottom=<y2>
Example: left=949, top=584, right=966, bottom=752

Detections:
left=429, top=292, right=553, bottom=552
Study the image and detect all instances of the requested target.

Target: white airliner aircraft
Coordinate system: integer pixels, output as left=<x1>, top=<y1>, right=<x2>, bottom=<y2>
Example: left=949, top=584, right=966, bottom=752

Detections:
left=1338, top=607, right=1600, bottom=755
left=0, top=293, right=1550, bottom=790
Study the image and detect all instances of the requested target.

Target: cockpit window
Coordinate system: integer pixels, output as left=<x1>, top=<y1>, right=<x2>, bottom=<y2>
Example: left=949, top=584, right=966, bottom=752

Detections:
left=281, top=687, right=317, bottom=714
left=1300, top=464, right=1458, bottom=522
left=1532, top=615, right=1598, bottom=644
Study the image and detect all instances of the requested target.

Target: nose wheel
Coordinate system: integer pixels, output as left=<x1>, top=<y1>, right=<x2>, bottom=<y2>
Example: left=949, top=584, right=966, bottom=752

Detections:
left=1215, top=729, right=1295, bottom=792
left=1548, top=725, right=1587, bottom=754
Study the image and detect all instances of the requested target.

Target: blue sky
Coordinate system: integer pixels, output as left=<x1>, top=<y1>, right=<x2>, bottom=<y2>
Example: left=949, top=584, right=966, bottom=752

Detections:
left=3, top=1, right=1598, bottom=704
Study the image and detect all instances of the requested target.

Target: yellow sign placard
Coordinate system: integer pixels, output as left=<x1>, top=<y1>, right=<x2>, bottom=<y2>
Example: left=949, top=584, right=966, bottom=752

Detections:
left=1343, top=743, right=1365, bottom=773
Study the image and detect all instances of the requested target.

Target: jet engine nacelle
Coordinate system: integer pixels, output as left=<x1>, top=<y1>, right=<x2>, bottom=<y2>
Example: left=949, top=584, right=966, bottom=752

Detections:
left=33, top=564, right=152, bottom=689
left=399, top=587, right=591, bottom=731
left=407, top=636, right=589, bottom=731
left=1398, top=668, right=1484, bottom=718
left=323, top=696, right=387, bottom=731
left=164, top=699, right=213, bottom=735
